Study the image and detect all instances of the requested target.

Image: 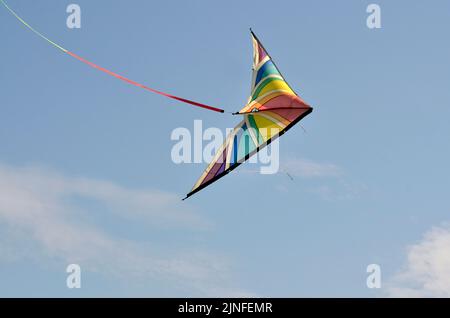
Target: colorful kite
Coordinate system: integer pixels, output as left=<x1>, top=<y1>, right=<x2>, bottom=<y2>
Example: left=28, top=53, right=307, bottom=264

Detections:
left=1, top=1, right=313, bottom=199
left=184, top=30, right=313, bottom=199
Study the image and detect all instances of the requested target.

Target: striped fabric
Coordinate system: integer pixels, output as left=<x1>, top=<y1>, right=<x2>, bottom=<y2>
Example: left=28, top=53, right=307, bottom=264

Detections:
left=185, top=31, right=313, bottom=199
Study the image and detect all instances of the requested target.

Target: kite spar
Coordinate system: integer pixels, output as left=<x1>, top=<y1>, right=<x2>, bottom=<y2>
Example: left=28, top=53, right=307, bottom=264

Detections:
left=0, top=0, right=224, bottom=113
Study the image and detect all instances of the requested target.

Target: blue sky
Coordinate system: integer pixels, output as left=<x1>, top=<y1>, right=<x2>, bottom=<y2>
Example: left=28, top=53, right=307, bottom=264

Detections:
left=1, top=0, right=450, bottom=297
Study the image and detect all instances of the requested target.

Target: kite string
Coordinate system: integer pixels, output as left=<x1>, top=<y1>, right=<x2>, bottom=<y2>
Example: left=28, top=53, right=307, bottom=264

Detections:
left=1, top=0, right=68, bottom=52
left=0, top=0, right=225, bottom=113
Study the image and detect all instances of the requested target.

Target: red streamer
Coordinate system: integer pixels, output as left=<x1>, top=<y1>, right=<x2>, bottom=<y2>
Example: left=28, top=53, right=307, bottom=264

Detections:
left=66, top=51, right=224, bottom=113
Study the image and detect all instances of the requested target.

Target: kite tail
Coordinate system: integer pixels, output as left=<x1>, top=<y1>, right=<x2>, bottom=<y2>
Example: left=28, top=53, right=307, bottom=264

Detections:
left=0, top=0, right=225, bottom=113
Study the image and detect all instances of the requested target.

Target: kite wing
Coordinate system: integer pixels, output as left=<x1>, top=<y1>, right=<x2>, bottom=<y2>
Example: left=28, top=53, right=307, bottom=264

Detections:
left=183, top=31, right=313, bottom=199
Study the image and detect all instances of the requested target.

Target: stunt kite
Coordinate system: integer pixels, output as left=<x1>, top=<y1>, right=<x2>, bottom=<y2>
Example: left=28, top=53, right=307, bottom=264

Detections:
left=1, top=1, right=313, bottom=200
left=184, top=30, right=313, bottom=199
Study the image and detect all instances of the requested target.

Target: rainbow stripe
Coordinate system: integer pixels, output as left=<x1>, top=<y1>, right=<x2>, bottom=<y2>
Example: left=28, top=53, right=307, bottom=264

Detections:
left=185, top=31, right=313, bottom=199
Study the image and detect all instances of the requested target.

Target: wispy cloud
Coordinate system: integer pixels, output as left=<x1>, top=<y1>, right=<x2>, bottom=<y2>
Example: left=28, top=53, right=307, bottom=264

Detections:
left=386, top=223, right=450, bottom=297
left=283, top=158, right=343, bottom=178
left=240, top=158, right=343, bottom=178
left=307, top=181, right=368, bottom=201
left=0, top=163, right=250, bottom=296
left=276, top=158, right=368, bottom=201
left=239, top=157, right=363, bottom=200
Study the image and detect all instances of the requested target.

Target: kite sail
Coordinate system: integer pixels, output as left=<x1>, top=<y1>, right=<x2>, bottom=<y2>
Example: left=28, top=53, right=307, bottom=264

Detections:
left=184, top=30, right=313, bottom=199
left=0, top=0, right=224, bottom=113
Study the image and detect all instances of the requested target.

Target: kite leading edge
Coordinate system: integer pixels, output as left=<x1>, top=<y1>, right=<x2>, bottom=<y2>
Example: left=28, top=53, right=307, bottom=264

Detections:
left=0, top=0, right=224, bottom=113
left=183, top=29, right=313, bottom=199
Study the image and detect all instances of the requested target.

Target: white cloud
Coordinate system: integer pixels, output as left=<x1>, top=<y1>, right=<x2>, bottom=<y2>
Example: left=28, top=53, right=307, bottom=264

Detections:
left=307, top=181, right=368, bottom=201
left=240, top=158, right=342, bottom=179
left=283, top=158, right=343, bottom=178
left=240, top=158, right=364, bottom=201
left=0, top=163, right=249, bottom=296
left=386, top=223, right=450, bottom=297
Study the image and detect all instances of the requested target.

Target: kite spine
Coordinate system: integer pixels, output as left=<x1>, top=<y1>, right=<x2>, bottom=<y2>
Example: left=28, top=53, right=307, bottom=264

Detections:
left=0, top=0, right=224, bottom=113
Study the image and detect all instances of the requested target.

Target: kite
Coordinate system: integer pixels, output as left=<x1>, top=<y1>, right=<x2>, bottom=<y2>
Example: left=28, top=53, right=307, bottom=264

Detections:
left=1, top=0, right=313, bottom=199
left=183, top=30, right=313, bottom=199
left=0, top=0, right=224, bottom=113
